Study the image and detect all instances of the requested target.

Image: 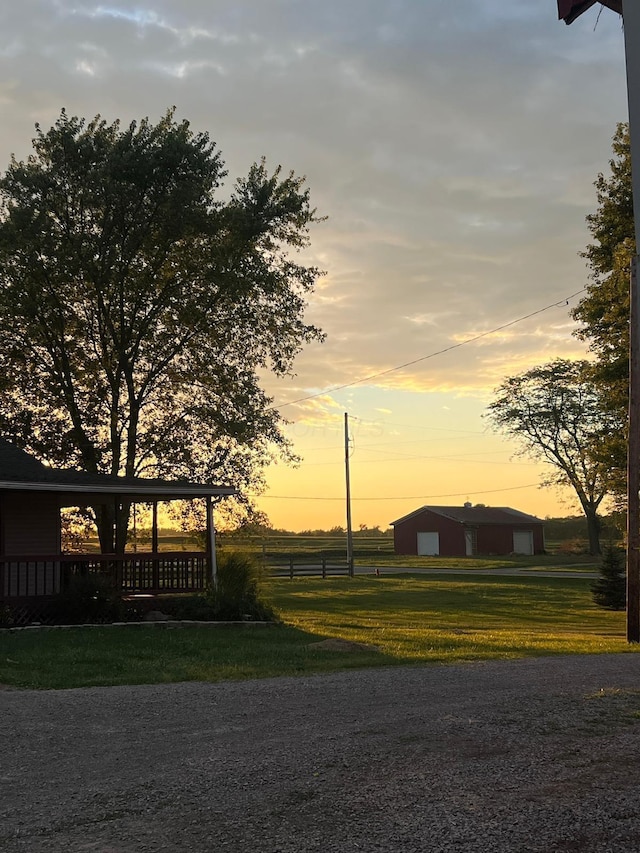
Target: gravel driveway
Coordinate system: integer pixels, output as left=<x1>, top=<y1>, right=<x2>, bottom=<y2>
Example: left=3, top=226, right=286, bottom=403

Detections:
left=2, top=653, right=640, bottom=852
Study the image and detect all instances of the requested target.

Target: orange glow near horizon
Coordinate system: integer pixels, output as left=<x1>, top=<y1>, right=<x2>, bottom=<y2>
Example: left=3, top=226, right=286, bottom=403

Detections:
left=252, top=389, right=589, bottom=532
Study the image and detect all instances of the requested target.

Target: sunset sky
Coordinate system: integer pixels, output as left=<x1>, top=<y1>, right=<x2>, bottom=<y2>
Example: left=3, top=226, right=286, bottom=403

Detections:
left=0, top=1, right=630, bottom=530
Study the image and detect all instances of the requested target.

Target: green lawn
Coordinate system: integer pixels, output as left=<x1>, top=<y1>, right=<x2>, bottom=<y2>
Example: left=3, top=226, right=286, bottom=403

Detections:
left=0, top=574, right=635, bottom=690
left=268, top=574, right=629, bottom=659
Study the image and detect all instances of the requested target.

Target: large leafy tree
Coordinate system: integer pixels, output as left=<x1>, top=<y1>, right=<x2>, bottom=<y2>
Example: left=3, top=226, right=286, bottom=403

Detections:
left=572, top=122, right=635, bottom=500
left=0, top=109, right=324, bottom=551
left=486, top=359, right=612, bottom=555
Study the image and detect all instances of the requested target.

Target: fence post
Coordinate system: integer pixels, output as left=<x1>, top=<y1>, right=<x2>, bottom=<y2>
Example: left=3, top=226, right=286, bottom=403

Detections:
left=289, top=556, right=294, bottom=580
left=322, top=557, right=326, bottom=579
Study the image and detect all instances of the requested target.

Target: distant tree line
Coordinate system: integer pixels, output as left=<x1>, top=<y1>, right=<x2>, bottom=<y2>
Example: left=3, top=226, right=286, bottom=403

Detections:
left=543, top=515, right=623, bottom=547
left=224, top=518, right=393, bottom=538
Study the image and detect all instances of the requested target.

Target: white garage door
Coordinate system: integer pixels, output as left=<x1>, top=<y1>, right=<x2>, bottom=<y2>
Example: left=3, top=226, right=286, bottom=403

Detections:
left=512, top=530, right=534, bottom=555
left=417, top=531, right=440, bottom=556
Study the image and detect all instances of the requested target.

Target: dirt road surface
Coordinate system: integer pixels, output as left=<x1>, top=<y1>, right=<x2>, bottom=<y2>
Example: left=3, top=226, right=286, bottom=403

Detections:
left=2, top=653, right=640, bottom=852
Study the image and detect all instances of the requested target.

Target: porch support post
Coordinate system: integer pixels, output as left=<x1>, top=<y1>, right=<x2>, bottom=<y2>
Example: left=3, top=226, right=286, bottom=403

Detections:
left=151, top=501, right=160, bottom=592
left=113, top=495, right=123, bottom=589
left=114, top=496, right=125, bottom=552
left=206, top=495, right=217, bottom=589
left=152, top=502, right=159, bottom=553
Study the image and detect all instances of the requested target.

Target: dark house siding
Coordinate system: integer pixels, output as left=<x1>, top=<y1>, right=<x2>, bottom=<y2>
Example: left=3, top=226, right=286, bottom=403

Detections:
left=1, top=492, right=62, bottom=596
left=0, top=492, right=60, bottom=556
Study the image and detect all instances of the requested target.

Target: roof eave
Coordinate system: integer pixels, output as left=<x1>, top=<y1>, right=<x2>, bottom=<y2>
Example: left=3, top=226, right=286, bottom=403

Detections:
left=0, top=480, right=237, bottom=501
left=559, top=0, right=622, bottom=24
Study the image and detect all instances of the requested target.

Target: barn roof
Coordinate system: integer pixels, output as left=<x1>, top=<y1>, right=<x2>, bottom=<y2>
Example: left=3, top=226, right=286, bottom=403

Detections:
left=391, top=505, right=543, bottom=527
left=0, top=438, right=236, bottom=502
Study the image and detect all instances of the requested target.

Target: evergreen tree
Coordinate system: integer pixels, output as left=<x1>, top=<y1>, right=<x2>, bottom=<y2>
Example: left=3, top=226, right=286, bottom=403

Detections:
left=591, top=544, right=626, bottom=610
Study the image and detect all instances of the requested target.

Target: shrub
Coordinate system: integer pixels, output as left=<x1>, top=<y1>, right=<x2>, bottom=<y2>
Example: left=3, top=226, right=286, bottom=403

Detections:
left=43, top=552, right=275, bottom=625
left=49, top=573, right=127, bottom=624
left=208, top=550, right=276, bottom=621
left=155, top=594, right=218, bottom=621
left=0, top=605, right=15, bottom=628
left=151, top=553, right=276, bottom=622
left=591, top=544, right=626, bottom=610
left=555, top=537, right=590, bottom=555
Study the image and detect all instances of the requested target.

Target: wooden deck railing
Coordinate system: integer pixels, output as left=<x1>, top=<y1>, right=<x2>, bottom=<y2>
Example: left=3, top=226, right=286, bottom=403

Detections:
left=0, top=552, right=208, bottom=600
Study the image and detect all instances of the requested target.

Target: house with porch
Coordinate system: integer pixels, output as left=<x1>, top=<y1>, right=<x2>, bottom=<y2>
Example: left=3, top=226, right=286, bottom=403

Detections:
left=0, top=439, right=236, bottom=610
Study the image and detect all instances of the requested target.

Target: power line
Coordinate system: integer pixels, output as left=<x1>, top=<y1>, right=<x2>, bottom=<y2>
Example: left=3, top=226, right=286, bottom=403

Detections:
left=250, top=482, right=542, bottom=501
left=350, top=418, right=487, bottom=434
left=284, top=453, right=536, bottom=468
left=270, top=289, right=585, bottom=411
left=353, top=450, right=536, bottom=466
left=285, top=434, right=491, bottom=453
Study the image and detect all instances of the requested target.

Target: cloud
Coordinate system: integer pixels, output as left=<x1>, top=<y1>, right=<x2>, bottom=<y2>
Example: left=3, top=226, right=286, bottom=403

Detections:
left=0, top=0, right=628, bottom=415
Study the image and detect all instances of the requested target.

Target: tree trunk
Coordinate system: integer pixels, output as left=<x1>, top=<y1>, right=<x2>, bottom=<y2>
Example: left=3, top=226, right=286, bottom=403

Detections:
left=94, top=503, right=115, bottom=553
left=93, top=502, right=131, bottom=554
left=115, top=501, right=131, bottom=554
left=585, top=507, right=602, bottom=556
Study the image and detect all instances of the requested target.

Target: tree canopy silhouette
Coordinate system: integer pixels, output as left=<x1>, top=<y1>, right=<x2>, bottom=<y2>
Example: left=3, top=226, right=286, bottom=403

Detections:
left=0, top=109, right=325, bottom=550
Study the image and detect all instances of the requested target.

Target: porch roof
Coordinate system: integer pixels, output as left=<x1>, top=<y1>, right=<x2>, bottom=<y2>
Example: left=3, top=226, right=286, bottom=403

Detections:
left=0, top=439, right=236, bottom=504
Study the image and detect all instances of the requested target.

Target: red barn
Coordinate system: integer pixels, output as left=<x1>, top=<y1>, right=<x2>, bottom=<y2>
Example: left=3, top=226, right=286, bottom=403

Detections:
left=391, top=505, right=545, bottom=557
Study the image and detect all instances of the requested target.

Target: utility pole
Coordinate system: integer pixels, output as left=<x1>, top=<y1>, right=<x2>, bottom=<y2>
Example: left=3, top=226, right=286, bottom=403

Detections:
left=558, top=0, right=640, bottom=642
left=629, top=259, right=640, bottom=641
left=344, top=412, right=354, bottom=577
left=624, top=0, right=640, bottom=642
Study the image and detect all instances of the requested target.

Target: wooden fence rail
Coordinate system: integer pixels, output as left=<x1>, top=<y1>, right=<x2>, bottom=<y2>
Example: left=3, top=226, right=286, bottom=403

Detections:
left=0, top=552, right=207, bottom=600
left=282, top=557, right=350, bottom=579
